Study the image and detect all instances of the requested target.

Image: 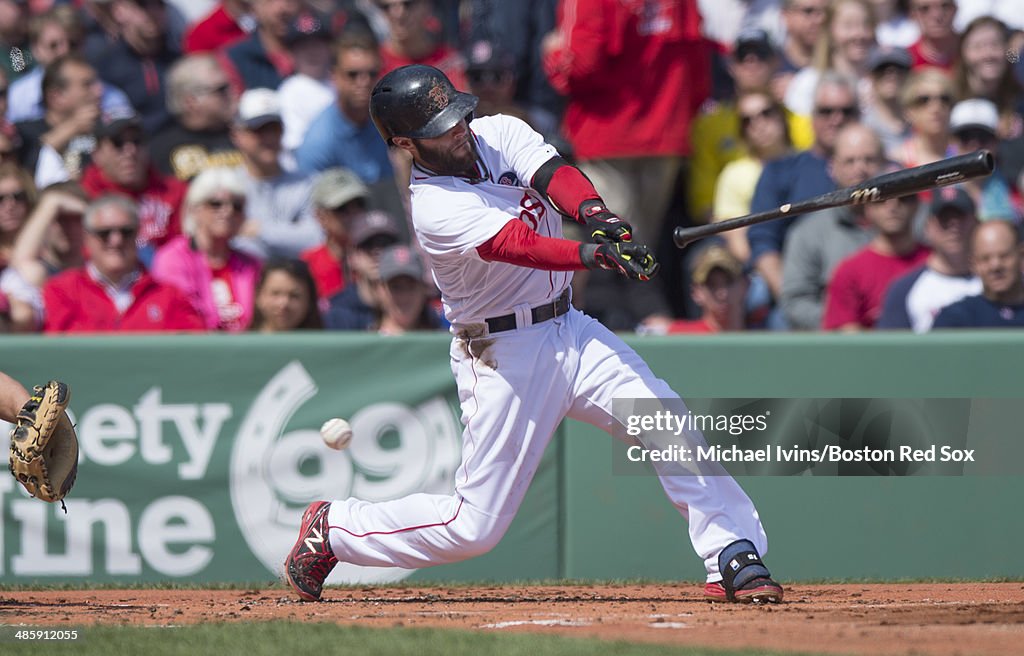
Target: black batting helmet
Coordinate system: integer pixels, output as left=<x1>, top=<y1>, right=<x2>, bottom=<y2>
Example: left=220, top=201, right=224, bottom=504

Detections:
left=370, top=64, right=478, bottom=144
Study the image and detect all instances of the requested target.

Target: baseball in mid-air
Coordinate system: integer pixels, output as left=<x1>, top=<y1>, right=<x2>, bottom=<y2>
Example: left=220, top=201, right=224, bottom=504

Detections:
left=320, top=418, right=353, bottom=450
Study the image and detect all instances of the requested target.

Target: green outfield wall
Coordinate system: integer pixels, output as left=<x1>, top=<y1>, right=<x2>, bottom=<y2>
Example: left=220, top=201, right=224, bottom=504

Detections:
left=0, top=331, right=1021, bottom=584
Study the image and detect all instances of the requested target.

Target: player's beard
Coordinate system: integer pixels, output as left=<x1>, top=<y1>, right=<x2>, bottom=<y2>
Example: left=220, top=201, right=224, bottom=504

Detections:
left=415, top=134, right=480, bottom=178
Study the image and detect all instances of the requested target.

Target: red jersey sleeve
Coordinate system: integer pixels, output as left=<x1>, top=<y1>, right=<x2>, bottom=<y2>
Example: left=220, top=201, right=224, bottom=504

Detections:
left=477, top=219, right=584, bottom=271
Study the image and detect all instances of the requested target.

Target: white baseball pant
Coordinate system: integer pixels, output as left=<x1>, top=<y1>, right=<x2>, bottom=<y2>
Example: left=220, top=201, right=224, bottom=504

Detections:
left=325, top=307, right=768, bottom=580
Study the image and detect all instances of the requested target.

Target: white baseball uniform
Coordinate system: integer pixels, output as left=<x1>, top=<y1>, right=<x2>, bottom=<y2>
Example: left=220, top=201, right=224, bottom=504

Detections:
left=325, top=114, right=768, bottom=580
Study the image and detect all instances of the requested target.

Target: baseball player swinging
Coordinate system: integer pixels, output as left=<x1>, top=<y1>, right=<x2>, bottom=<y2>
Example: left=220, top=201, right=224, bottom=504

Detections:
left=285, top=65, right=783, bottom=604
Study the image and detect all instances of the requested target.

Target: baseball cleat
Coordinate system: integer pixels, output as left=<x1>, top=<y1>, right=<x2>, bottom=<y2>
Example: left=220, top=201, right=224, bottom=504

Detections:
left=709, top=538, right=784, bottom=603
left=703, top=578, right=784, bottom=603
left=285, top=501, right=338, bottom=601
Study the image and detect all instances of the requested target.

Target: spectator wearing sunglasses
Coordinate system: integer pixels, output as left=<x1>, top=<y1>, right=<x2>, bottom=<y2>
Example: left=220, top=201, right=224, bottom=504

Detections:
left=150, top=53, right=244, bottom=182
left=1, top=182, right=88, bottom=332
left=747, top=73, right=860, bottom=322
left=81, top=108, right=187, bottom=265
left=690, top=30, right=813, bottom=225
left=41, top=194, right=204, bottom=333
left=0, top=161, right=33, bottom=275
left=295, top=29, right=405, bottom=223
left=0, top=162, right=34, bottom=331
left=892, top=67, right=957, bottom=169
left=712, top=90, right=793, bottom=264
left=151, top=166, right=261, bottom=331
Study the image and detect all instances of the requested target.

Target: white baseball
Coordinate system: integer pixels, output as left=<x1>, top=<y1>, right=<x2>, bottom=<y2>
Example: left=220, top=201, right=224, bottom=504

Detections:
left=320, top=418, right=353, bottom=450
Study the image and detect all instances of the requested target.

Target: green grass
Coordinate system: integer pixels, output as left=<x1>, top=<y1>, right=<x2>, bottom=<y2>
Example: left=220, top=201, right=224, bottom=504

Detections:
left=0, top=622, right=822, bottom=656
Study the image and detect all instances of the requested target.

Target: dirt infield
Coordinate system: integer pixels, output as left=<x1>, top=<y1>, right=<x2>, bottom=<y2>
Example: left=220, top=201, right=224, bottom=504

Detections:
left=3, top=583, right=1023, bottom=655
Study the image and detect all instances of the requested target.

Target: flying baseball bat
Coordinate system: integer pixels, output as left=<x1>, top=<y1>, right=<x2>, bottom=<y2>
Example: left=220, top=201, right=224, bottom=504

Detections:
left=673, top=149, right=995, bottom=249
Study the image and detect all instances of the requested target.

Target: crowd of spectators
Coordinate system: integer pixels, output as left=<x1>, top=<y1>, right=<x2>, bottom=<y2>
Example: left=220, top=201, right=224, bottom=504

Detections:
left=0, top=0, right=1022, bottom=336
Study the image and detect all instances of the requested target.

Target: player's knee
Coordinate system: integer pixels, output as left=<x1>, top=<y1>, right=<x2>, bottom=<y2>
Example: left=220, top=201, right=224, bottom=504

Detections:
left=447, top=514, right=510, bottom=558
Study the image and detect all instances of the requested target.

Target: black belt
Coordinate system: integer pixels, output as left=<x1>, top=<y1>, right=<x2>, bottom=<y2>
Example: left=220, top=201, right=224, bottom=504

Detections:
left=485, top=289, right=571, bottom=334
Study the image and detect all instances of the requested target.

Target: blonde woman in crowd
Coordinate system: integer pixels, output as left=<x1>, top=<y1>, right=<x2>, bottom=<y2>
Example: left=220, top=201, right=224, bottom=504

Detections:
left=892, top=67, right=957, bottom=168
left=712, top=90, right=793, bottom=263
left=0, top=163, right=36, bottom=272
left=151, top=166, right=261, bottom=332
left=0, top=181, right=87, bottom=332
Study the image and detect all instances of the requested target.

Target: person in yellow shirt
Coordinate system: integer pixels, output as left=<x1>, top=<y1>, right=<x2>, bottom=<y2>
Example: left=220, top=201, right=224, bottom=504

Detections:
left=688, top=29, right=813, bottom=224
left=712, top=90, right=794, bottom=263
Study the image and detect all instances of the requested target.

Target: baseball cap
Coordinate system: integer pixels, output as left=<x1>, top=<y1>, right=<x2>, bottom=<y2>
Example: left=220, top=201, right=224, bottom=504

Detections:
left=236, top=88, right=282, bottom=129
left=733, top=29, right=775, bottom=60
left=930, top=186, right=976, bottom=216
left=691, top=245, right=743, bottom=285
left=378, top=244, right=424, bottom=282
left=95, top=107, right=142, bottom=140
left=349, top=210, right=401, bottom=248
left=464, top=39, right=515, bottom=73
left=311, top=168, right=369, bottom=209
left=284, top=11, right=333, bottom=46
left=950, top=98, right=999, bottom=135
left=866, top=46, right=912, bottom=73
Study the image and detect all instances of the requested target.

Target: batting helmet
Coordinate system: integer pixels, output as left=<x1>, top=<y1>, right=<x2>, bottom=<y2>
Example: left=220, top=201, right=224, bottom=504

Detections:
left=370, top=64, right=478, bottom=144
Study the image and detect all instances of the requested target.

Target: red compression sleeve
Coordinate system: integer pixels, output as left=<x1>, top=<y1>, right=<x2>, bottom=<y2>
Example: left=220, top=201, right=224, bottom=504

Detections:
left=540, top=165, right=600, bottom=223
left=477, top=219, right=584, bottom=270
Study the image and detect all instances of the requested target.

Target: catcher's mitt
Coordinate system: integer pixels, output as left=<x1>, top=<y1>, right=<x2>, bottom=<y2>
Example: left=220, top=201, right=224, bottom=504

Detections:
left=9, top=380, right=78, bottom=508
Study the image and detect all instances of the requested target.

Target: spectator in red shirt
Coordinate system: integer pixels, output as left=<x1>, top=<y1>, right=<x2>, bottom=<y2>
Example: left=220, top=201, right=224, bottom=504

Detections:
left=42, top=194, right=205, bottom=333
left=822, top=192, right=931, bottom=330
left=300, top=167, right=370, bottom=304
left=666, top=245, right=749, bottom=334
left=907, top=0, right=959, bottom=71
left=81, top=108, right=187, bottom=265
left=542, top=0, right=708, bottom=330
left=183, top=0, right=254, bottom=54
left=376, top=0, right=466, bottom=90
